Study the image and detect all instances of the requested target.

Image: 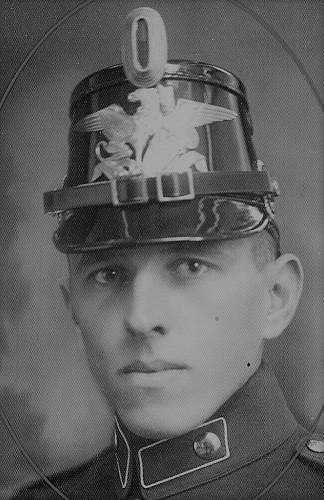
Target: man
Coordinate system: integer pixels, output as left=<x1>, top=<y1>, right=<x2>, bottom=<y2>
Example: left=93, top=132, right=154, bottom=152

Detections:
left=13, top=7, right=324, bottom=500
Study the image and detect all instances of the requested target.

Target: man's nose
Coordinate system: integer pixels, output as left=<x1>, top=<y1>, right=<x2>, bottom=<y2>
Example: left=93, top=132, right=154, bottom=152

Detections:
left=124, top=267, right=169, bottom=338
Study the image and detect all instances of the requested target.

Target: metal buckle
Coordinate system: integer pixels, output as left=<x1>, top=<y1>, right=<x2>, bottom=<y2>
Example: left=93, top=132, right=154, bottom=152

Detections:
left=156, top=170, right=195, bottom=202
left=111, top=176, right=149, bottom=206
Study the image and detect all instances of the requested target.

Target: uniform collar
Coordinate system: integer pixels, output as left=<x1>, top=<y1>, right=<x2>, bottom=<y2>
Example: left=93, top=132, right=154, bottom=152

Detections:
left=113, top=362, right=297, bottom=500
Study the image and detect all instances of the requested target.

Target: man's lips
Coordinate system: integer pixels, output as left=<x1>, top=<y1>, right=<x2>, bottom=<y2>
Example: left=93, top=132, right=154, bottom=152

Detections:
left=119, top=360, right=188, bottom=374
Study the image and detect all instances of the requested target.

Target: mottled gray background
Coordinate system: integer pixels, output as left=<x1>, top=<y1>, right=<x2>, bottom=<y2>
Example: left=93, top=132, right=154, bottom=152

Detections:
left=0, top=0, right=323, bottom=497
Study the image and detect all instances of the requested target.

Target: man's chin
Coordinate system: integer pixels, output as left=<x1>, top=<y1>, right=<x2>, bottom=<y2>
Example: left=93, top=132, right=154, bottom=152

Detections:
left=116, top=404, right=214, bottom=440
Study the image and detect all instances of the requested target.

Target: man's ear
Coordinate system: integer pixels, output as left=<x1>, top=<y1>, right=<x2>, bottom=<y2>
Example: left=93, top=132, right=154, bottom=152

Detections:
left=59, top=279, right=71, bottom=310
left=59, top=279, right=84, bottom=342
left=262, top=253, right=304, bottom=339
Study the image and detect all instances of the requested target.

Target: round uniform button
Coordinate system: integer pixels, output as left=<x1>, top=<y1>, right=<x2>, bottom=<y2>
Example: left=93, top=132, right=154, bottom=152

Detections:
left=306, top=439, right=324, bottom=453
left=193, top=432, right=221, bottom=459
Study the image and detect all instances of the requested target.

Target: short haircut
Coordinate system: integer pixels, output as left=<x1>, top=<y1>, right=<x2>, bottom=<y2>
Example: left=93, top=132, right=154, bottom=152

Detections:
left=250, top=231, right=278, bottom=270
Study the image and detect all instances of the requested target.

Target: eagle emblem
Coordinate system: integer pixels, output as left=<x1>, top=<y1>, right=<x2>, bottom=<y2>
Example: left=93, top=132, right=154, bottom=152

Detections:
left=73, top=85, right=237, bottom=181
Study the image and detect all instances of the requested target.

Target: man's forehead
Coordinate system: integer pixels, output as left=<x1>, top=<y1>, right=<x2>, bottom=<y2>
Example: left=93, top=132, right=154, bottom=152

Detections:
left=69, top=238, right=252, bottom=271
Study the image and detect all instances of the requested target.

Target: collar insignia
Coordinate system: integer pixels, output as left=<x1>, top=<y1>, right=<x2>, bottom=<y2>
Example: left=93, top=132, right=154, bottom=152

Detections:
left=114, top=416, right=230, bottom=499
left=138, top=417, right=230, bottom=489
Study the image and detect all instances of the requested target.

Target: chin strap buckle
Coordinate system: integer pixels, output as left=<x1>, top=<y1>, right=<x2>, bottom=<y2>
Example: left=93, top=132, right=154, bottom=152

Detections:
left=156, top=170, right=195, bottom=202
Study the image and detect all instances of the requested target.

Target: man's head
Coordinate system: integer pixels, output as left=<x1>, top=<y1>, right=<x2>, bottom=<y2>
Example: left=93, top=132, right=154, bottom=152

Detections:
left=62, top=232, right=302, bottom=439
left=47, top=8, right=302, bottom=438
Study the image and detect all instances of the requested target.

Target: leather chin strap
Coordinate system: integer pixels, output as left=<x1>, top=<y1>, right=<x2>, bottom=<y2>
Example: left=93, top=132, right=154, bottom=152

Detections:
left=44, top=170, right=275, bottom=213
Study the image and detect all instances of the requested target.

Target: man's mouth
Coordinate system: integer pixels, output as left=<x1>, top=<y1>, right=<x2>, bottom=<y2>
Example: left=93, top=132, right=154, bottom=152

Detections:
left=119, top=360, right=188, bottom=374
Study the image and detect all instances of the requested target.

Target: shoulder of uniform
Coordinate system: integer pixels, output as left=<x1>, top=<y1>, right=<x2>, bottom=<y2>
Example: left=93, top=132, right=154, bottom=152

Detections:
left=12, top=446, right=115, bottom=499
left=297, top=433, right=324, bottom=468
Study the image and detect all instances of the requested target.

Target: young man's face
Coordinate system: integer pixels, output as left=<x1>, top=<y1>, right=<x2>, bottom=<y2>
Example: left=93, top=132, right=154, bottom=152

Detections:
left=68, top=237, right=271, bottom=438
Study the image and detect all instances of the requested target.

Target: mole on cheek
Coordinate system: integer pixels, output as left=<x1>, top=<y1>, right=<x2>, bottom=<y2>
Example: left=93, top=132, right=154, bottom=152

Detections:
left=215, top=316, right=219, bottom=321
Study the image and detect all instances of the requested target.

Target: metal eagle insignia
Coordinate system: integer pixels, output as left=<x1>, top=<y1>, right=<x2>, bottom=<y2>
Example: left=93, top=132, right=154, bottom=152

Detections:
left=74, top=85, right=237, bottom=182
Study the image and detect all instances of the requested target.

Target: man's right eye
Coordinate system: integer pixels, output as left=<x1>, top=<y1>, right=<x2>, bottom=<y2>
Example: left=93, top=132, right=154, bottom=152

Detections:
left=89, top=266, right=129, bottom=285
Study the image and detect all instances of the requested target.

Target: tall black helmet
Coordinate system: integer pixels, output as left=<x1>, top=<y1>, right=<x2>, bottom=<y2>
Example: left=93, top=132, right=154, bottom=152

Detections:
left=44, top=7, right=279, bottom=253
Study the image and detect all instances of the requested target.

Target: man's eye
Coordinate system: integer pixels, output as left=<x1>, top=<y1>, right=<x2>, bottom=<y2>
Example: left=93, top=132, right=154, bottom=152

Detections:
left=90, top=267, right=128, bottom=285
left=169, top=259, right=209, bottom=278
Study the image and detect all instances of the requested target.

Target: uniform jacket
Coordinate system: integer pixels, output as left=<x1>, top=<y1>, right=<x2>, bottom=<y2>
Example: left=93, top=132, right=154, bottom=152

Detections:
left=12, top=362, right=324, bottom=499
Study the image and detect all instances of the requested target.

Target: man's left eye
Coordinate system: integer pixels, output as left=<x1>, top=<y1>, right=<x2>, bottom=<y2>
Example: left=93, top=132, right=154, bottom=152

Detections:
left=169, top=259, right=209, bottom=278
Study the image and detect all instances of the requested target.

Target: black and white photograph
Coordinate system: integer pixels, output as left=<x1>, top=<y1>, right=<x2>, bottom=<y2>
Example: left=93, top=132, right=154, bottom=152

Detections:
left=0, top=1, right=323, bottom=498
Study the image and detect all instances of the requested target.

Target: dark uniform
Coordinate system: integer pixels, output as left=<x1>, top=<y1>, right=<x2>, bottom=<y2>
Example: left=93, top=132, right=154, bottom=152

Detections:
left=11, top=7, right=324, bottom=500
left=13, top=363, right=324, bottom=499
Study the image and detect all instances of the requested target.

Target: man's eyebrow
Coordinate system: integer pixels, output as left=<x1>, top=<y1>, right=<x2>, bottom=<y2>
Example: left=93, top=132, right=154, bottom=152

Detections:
left=76, top=250, right=128, bottom=271
left=161, top=241, right=233, bottom=257
left=74, top=240, right=237, bottom=272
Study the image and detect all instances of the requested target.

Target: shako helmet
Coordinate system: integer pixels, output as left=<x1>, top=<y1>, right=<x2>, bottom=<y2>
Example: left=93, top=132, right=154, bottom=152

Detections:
left=44, top=7, right=280, bottom=253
